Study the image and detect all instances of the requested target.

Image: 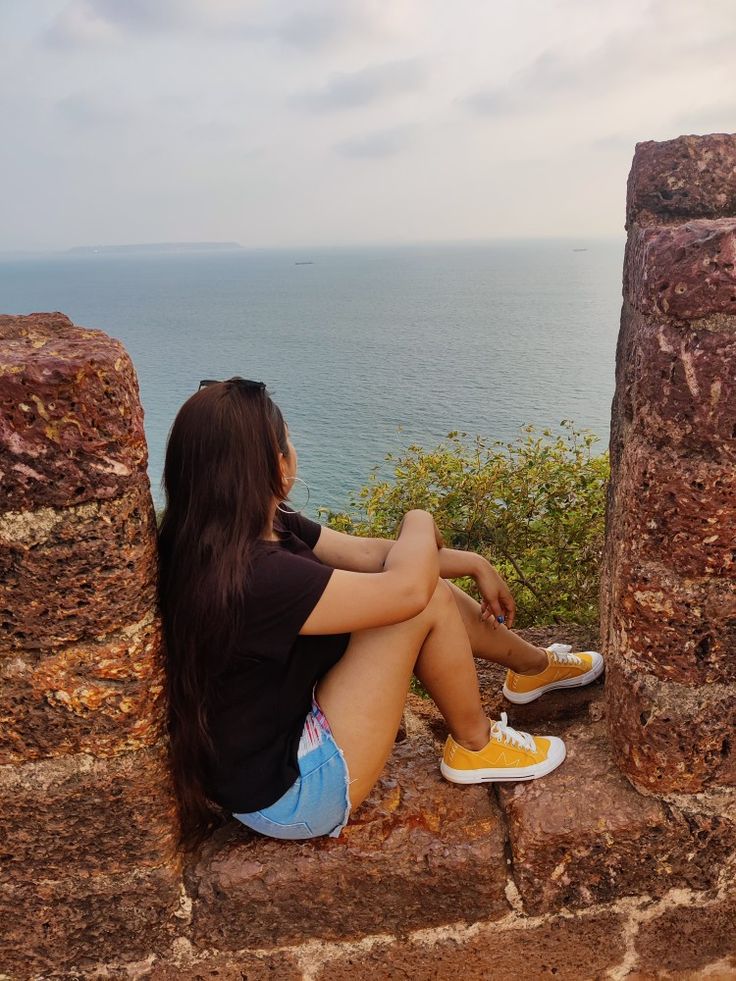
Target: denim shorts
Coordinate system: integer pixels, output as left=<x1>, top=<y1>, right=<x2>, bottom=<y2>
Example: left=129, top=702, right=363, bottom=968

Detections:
left=233, top=691, right=352, bottom=840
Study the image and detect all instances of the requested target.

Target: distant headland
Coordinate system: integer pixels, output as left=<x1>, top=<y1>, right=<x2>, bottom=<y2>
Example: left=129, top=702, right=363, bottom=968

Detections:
left=67, top=241, right=242, bottom=255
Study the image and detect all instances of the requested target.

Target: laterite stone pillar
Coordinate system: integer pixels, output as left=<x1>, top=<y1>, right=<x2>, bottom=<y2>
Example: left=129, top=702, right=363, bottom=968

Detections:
left=601, top=134, right=736, bottom=794
left=0, top=314, right=181, bottom=975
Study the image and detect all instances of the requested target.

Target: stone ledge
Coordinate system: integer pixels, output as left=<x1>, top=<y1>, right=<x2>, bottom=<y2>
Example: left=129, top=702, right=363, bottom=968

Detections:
left=185, top=738, right=508, bottom=952
left=497, top=721, right=736, bottom=915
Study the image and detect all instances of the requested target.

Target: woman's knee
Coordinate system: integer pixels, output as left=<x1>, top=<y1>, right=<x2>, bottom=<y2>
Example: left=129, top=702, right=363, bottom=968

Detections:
left=423, top=577, right=454, bottom=615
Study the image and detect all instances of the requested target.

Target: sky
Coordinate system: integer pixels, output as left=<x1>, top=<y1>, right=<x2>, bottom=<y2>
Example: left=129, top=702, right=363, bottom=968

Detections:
left=1, top=0, right=735, bottom=251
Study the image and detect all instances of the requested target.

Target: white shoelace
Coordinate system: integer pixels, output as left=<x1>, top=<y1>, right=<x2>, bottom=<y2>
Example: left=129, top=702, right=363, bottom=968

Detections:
left=491, top=712, right=537, bottom=753
left=547, top=642, right=583, bottom=666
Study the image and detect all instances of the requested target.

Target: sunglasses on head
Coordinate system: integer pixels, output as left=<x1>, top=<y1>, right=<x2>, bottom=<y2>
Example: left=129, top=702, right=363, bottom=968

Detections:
left=198, top=377, right=266, bottom=392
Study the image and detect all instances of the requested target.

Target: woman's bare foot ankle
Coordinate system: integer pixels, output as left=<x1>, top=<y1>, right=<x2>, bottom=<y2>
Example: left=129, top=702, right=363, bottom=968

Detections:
left=514, top=646, right=549, bottom=676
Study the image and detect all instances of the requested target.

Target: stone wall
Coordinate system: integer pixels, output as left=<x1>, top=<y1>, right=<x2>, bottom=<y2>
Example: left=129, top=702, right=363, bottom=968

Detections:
left=601, top=134, right=736, bottom=794
left=0, top=313, right=182, bottom=976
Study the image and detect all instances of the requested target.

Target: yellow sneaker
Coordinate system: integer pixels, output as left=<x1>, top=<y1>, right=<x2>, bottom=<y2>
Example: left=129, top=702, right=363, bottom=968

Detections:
left=440, top=713, right=566, bottom=784
left=503, top=643, right=604, bottom=705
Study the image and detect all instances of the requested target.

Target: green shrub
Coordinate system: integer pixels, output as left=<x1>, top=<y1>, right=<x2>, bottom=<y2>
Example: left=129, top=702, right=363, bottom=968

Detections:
left=320, top=422, right=609, bottom=628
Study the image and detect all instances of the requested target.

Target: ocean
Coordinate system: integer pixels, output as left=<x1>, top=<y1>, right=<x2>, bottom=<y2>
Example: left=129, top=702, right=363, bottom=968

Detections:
left=0, top=239, right=625, bottom=517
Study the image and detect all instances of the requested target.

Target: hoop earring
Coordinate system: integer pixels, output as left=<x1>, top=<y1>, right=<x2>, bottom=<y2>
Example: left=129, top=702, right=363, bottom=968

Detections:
left=276, top=475, right=311, bottom=514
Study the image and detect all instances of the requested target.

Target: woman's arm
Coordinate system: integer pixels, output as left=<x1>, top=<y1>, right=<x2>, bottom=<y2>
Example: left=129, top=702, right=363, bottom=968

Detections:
left=301, top=511, right=440, bottom=634
left=311, top=518, right=516, bottom=627
left=312, top=526, right=393, bottom=572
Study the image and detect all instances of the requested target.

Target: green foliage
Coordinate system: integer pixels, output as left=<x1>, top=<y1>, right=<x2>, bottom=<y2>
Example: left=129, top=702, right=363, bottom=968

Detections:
left=320, top=422, right=609, bottom=628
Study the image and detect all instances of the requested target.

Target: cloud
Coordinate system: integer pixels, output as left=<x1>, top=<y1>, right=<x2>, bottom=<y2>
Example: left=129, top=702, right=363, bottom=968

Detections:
left=293, top=59, right=426, bottom=111
left=335, top=124, right=414, bottom=158
left=463, top=3, right=736, bottom=120
left=44, top=0, right=398, bottom=50
left=45, top=1, right=123, bottom=47
left=54, top=91, right=131, bottom=127
left=671, top=103, right=736, bottom=136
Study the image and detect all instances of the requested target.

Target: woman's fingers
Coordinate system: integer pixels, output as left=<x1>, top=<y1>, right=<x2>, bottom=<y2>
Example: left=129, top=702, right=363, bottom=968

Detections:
left=501, top=589, right=517, bottom=628
left=480, top=596, right=504, bottom=628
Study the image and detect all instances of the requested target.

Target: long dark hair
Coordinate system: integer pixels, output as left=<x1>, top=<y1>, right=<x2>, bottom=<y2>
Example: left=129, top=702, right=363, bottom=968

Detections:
left=157, top=379, right=289, bottom=850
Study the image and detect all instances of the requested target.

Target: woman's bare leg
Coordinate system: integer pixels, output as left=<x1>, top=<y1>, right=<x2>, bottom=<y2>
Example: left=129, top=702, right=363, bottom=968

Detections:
left=315, top=579, right=489, bottom=812
left=447, top=581, right=548, bottom=674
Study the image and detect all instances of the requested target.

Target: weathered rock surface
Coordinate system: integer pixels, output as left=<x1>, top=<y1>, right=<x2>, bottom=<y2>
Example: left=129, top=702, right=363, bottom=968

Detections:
left=0, top=483, right=159, bottom=651
left=0, top=616, right=164, bottom=764
left=186, top=739, right=508, bottom=951
left=0, top=745, right=178, bottom=887
left=625, top=219, right=736, bottom=321
left=0, top=864, right=182, bottom=977
left=607, top=560, right=736, bottom=686
left=0, top=313, right=181, bottom=977
left=627, top=133, right=736, bottom=227
left=497, top=722, right=735, bottom=914
left=602, top=132, right=736, bottom=795
left=313, top=911, right=628, bottom=981
left=635, top=893, right=736, bottom=976
left=151, top=950, right=304, bottom=980
left=612, top=438, right=735, bottom=577
left=612, top=309, right=736, bottom=463
left=606, top=657, right=736, bottom=793
left=0, top=312, right=148, bottom=511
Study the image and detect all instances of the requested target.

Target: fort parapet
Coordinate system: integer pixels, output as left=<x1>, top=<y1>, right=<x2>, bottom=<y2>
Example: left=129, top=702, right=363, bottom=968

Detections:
left=1, top=135, right=735, bottom=979
left=602, top=134, right=736, bottom=793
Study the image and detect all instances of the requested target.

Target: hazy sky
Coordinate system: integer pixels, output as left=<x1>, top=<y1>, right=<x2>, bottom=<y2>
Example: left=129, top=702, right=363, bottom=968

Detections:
left=2, top=0, right=735, bottom=251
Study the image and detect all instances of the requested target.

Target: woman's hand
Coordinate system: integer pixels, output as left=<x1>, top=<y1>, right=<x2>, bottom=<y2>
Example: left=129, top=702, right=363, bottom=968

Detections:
left=475, top=559, right=516, bottom=629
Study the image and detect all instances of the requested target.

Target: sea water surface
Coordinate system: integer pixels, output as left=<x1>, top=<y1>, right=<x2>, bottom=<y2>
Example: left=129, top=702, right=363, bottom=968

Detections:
left=0, top=240, right=624, bottom=516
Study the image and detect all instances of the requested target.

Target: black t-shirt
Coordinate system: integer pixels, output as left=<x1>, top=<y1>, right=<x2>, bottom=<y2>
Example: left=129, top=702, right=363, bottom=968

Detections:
left=204, top=509, right=350, bottom=813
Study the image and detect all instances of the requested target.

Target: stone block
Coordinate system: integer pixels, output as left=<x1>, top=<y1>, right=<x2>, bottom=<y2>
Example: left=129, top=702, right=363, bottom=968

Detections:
left=606, top=657, right=736, bottom=793
left=625, top=219, right=736, bottom=321
left=315, top=911, right=628, bottom=981
left=497, top=723, right=735, bottom=914
left=0, top=745, right=179, bottom=887
left=0, top=483, right=158, bottom=651
left=0, top=616, right=165, bottom=764
left=0, top=312, right=148, bottom=512
left=186, top=739, right=508, bottom=951
left=0, top=864, right=182, bottom=978
left=627, top=133, right=736, bottom=228
left=635, top=893, right=736, bottom=976
left=616, top=311, right=736, bottom=464
left=606, top=557, right=736, bottom=686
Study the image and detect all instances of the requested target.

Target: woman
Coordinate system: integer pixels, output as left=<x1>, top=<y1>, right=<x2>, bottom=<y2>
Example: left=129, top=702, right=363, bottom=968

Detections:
left=158, top=377, right=603, bottom=849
